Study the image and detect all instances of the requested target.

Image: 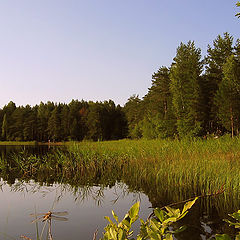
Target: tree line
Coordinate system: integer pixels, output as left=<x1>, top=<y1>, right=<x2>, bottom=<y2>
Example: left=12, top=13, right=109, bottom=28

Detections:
left=0, top=100, right=127, bottom=141
left=0, top=32, right=239, bottom=141
left=124, top=33, right=240, bottom=139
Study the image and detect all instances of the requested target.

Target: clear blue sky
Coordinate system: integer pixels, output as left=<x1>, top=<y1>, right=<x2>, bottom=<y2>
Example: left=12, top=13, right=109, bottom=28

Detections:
left=0, top=0, right=239, bottom=107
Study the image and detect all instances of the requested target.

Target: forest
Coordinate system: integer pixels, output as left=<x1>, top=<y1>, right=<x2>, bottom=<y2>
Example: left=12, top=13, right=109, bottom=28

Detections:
left=0, top=32, right=240, bottom=142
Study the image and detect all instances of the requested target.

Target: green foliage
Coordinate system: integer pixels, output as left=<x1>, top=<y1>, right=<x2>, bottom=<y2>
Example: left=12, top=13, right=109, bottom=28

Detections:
left=170, top=41, right=203, bottom=138
left=216, top=209, right=240, bottom=239
left=100, top=202, right=140, bottom=240
left=124, top=95, right=144, bottom=139
left=0, top=100, right=127, bottom=142
left=100, top=198, right=198, bottom=240
left=236, top=2, right=240, bottom=18
left=141, top=114, right=176, bottom=139
left=1, top=114, right=8, bottom=139
left=215, top=55, right=240, bottom=136
left=204, top=32, right=234, bottom=134
left=142, top=67, right=176, bottom=139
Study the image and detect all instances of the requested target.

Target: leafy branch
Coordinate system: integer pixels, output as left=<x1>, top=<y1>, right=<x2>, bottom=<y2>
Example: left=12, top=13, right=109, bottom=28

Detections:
left=99, top=198, right=198, bottom=240
left=236, top=2, right=240, bottom=18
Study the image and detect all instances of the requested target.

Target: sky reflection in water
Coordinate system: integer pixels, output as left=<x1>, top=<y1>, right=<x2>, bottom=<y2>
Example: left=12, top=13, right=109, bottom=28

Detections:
left=0, top=180, right=151, bottom=240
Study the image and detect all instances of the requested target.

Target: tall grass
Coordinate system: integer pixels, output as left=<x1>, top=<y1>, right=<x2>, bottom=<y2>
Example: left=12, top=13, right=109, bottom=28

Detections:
left=3, top=135, right=240, bottom=213
left=0, top=141, right=38, bottom=145
left=66, top=136, right=240, bottom=211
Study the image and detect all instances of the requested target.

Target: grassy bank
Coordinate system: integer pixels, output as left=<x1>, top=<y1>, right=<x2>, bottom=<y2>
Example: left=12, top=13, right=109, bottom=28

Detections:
left=65, top=136, right=240, bottom=210
left=0, top=141, right=38, bottom=145
left=2, top=136, right=240, bottom=212
left=0, top=141, right=65, bottom=145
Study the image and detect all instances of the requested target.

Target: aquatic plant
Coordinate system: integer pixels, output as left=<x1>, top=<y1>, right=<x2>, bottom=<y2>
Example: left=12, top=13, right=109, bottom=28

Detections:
left=100, top=197, right=198, bottom=240
left=215, top=209, right=240, bottom=239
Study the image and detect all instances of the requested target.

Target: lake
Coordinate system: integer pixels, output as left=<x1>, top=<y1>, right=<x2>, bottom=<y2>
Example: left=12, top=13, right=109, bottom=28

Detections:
left=0, top=145, right=237, bottom=239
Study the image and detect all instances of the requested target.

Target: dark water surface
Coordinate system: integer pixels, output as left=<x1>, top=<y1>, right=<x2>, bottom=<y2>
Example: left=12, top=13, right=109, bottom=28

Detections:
left=0, top=145, right=238, bottom=240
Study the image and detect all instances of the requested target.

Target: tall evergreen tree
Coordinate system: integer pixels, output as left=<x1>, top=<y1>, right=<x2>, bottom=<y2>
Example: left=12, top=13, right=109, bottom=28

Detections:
left=204, top=33, right=234, bottom=133
left=37, top=102, right=48, bottom=141
left=170, top=41, right=203, bottom=138
left=23, top=105, right=37, bottom=141
left=86, top=102, right=103, bottom=141
left=215, top=54, right=240, bottom=137
left=124, top=95, right=143, bottom=138
left=10, top=107, right=24, bottom=140
left=47, top=105, right=61, bottom=141
left=60, top=104, right=70, bottom=141
left=2, top=102, right=16, bottom=140
left=1, top=114, right=8, bottom=140
left=142, top=66, right=176, bottom=138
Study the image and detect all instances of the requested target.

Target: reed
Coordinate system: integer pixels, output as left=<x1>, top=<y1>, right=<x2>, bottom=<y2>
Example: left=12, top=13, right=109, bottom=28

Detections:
left=65, top=136, right=240, bottom=211
left=0, top=141, right=38, bottom=145
left=3, top=135, right=240, bottom=213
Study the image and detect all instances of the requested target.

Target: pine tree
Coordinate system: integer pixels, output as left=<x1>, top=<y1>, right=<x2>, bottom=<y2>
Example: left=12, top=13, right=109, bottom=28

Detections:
left=204, top=33, right=234, bottom=133
left=215, top=55, right=240, bottom=137
left=47, top=106, right=61, bottom=141
left=60, top=104, right=70, bottom=141
left=123, top=95, right=143, bottom=138
left=142, top=66, right=176, bottom=138
left=1, top=114, right=8, bottom=140
left=170, top=41, right=203, bottom=138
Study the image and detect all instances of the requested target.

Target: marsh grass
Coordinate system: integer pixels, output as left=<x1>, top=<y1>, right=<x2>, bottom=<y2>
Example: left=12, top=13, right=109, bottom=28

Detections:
left=3, top=135, right=240, bottom=214
left=0, top=141, right=38, bottom=145
left=0, top=141, right=66, bottom=146
left=65, top=136, right=240, bottom=211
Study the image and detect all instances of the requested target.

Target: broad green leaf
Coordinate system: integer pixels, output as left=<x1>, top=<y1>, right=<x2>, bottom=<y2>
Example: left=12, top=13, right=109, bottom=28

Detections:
left=165, top=206, right=180, bottom=217
left=162, top=217, right=178, bottom=225
left=215, top=234, right=232, bottom=240
left=150, top=218, right=161, bottom=226
left=146, top=227, right=160, bottom=239
left=182, top=197, right=198, bottom=215
left=129, top=202, right=140, bottom=220
left=154, top=208, right=165, bottom=222
left=150, top=219, right=160, bottom=232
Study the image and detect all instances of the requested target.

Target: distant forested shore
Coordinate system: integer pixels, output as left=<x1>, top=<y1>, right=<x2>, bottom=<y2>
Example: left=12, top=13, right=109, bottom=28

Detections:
left=1, top=32, right=240, bottom=142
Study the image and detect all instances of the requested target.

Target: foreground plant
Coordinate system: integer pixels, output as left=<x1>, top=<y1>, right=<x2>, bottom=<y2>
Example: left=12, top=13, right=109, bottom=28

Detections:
left=216, top=210, right=240, bottom=240
left=100, top=202, right=140, bottom=240
left=100, top=197, right=198, bottom=240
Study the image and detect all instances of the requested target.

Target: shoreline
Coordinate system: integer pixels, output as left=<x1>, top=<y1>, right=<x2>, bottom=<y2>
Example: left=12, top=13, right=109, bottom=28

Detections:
left=0, top=141, right=65, bottom=146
